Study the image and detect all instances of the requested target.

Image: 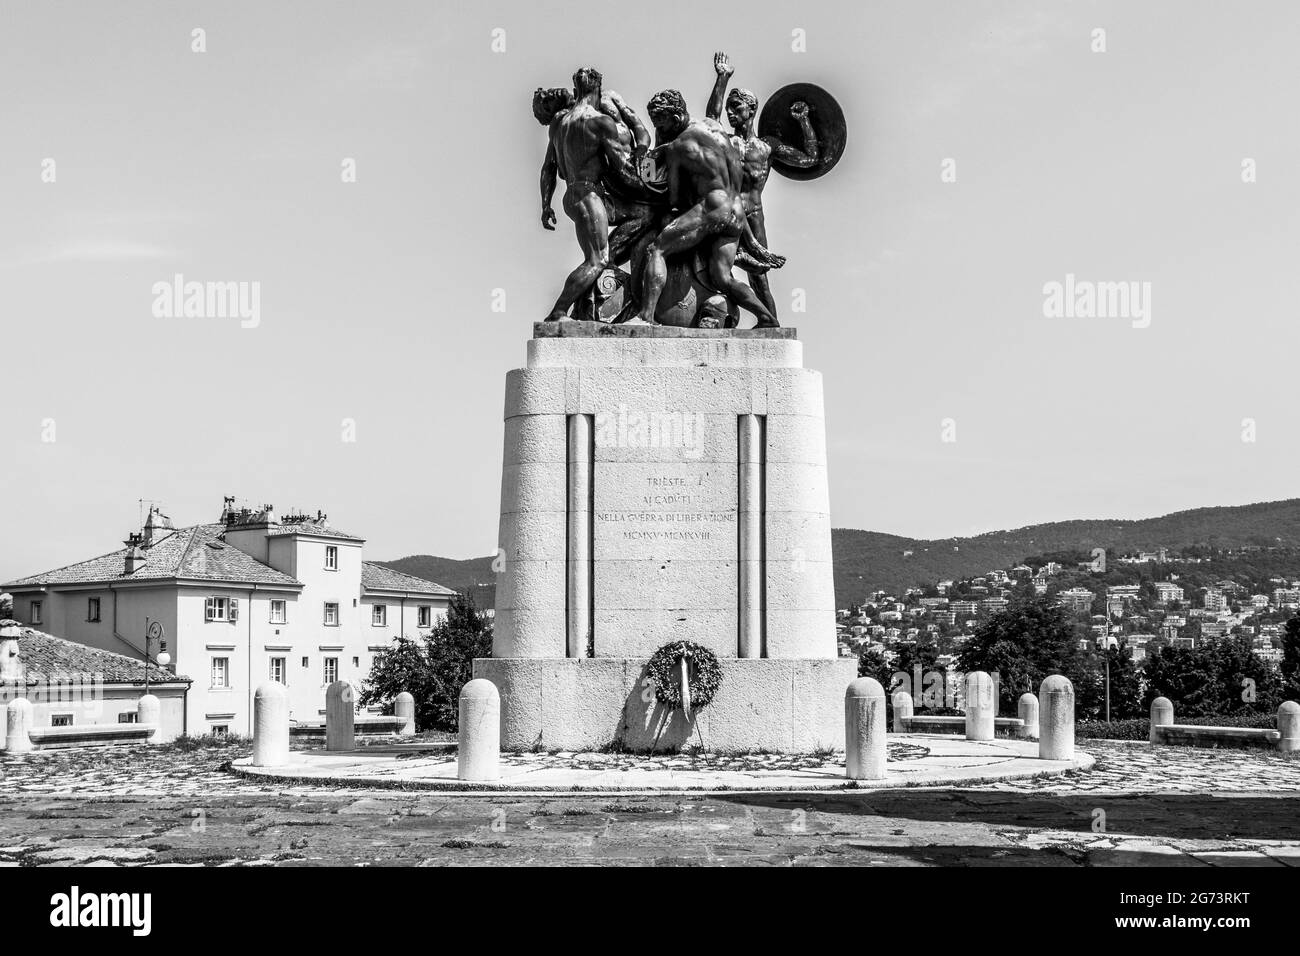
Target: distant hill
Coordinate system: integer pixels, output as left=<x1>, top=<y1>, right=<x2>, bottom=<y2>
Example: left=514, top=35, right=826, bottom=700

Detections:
left=832, top=498, right=1300, bottom=605
left=379, top=555, right=497, bottom=609
left=381, top=498, right=1300, bottom=612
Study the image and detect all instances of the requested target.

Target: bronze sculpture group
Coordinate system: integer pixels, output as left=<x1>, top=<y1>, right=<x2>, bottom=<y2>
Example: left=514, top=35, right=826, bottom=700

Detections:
left=534, top=54, right=842, bottom=328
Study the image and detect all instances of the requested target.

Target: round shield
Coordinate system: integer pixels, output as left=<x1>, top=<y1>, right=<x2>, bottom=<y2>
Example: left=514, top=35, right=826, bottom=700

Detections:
left=757, top=82, right=847, bottom=181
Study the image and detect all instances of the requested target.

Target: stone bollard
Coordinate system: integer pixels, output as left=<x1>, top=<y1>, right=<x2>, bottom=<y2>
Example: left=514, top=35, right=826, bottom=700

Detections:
left=845, top=677, right=887, bottom=780
left=136, top=694, right=161, bottom=744
left=1038, top=675, right=1075, bottom=760
left=964, top=671, right=995, bottom=741
left=1149, top=697, right=1174, bottom=744
left=5, top=698, right=33, bottom=753
left=325, top=681, right=355, bottom=751
left=395, top=691, right=416, bottom=736
left=458, top=679, right=500, bottom=782
left=1017, top=692, right=1039, bottom=739
left=891, top=689, right=914, bottom=733
left=1277, top=701, right=1300, bottom=753
left=253, top=681, right=290, bottom=767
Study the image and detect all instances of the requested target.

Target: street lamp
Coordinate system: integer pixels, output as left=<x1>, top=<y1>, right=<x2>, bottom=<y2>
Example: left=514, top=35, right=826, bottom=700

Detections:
left=143, top=619, right=170, bottom=695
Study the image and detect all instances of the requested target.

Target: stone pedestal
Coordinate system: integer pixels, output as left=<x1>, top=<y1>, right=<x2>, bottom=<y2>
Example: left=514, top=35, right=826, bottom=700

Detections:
left=476, top=323, right=854, bottom=752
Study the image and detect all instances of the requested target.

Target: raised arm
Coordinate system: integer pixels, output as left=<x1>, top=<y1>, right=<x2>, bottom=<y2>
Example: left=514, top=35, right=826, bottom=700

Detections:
left=763, top=100, right=821, bottom=169
left=706, top=51, right=733, bottom=121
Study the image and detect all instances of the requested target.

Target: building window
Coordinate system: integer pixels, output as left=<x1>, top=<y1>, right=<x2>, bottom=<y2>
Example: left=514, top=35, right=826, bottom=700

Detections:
left=323, top=657, right=338, bottom=684
left=205, top=596, right=230, bottom=622
left=372, top=604, right=387, bottom=627
left=352, top=656, right=359, bottom=668
left=323, top=602, right=339, bottom=626
left=325, top=545, right=338, bottom=570
left=211, top=657, right=230, bottom=689
left=119, top=712, right=139, bottom=724
left=210, top=724, right=229, bottom=737
left=301, top=656, right=309, bottom=668
left=418, top=605, right=431, bottom=628
left=30, top=601, right=42, bottom=626
left=87, top=597, right=101, bottom=622
left=269, top=657, right=285, bottom=684
left=270, top=599, right=287, bottom=624
left=51, top=714, right=73, bottom=727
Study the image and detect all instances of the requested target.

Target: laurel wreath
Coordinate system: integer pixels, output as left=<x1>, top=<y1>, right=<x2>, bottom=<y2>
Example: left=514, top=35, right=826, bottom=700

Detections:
left=645, top=641, right=723, bottom=712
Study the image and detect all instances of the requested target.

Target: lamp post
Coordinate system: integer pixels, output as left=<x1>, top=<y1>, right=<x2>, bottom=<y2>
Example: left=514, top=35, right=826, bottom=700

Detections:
left=1103, top=606, right=1112, bottom=724
left=143, top=619, right=171, bottom=695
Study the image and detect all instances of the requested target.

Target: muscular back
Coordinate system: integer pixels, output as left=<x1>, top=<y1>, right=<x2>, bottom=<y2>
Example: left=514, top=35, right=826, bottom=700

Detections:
left=554, top=104, right=622, bottom=184
left=667, top=120, right=745, bottom=208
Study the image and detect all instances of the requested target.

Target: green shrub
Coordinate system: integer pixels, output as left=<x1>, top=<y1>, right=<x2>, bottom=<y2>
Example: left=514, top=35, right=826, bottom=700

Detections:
left=1076, top=712, right=1279, bottom=740
left=166, top=733, right=249, bottom=751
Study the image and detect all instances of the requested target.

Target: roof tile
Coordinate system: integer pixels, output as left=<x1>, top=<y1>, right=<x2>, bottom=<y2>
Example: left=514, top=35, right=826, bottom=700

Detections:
left=361, top=562, right=456, bottom=596
left=12, top=628, right=191, bottom=685
left=3, top=525, right=301, bottom=589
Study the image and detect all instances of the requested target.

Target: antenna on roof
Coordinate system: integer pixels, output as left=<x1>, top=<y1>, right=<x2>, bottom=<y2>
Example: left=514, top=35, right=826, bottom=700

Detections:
left=137, top=498, right=159, bottom=534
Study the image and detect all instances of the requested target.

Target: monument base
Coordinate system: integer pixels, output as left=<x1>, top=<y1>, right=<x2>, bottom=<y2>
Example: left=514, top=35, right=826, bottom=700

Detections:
left=474, top=657, right=858, bottom=753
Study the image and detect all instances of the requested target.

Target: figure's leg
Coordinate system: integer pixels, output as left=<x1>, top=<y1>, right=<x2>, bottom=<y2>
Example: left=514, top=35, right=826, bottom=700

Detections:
left=546, top=191, right=611, bottom=321
left=632, top=203, right=713, bottom=323
left=608, top=204, right=652, bottom=267
left=623, top=226, right=655, bottom=318
left=705, top=236, right=779, bottom=328
left=746, top=210, right=777, bottom=319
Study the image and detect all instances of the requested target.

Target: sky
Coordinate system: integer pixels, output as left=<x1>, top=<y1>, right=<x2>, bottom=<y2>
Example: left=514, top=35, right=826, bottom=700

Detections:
left=2, top=1, right=1298, bottom=583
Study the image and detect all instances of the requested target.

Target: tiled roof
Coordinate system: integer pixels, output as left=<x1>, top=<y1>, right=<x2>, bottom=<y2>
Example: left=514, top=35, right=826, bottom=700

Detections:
left=3, top=525, right=301, bottom=589
left=361, top=562, right=456, bottom=596
left=13, top=627, right=191, bottom=686
left=265, top=520, right=363, bottom=541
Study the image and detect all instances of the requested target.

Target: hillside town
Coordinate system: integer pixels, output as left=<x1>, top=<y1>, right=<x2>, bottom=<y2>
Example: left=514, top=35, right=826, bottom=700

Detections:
left=837, top=546, right=1300, bottom=673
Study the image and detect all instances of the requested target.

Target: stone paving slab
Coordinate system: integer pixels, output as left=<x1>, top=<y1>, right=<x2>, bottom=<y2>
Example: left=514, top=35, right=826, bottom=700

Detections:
left=228, top=735, right=1093, bottom=792
left=2, top=737, right=1300, bottom=866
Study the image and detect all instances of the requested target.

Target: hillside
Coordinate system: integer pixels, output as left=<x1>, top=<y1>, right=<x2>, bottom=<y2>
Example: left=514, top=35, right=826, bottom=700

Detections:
left=380, top=498, right=1300, bottom=611
left=380, top=554, right=497, bottom=609
left=832, top=498, right=1300, bottom=604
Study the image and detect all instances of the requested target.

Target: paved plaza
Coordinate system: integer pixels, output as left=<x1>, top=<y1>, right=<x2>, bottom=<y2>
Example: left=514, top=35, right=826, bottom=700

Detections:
left=229, top=735, right=1093, bottom=791
left=1, top=738, right=1298, bottom=866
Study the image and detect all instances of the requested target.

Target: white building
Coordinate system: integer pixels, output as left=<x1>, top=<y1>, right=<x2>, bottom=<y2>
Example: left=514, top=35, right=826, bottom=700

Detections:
left=1057, top=588, right=1095, bottom=614
left=1154, top=582, right=1184, bottom=604
left=3, top=501, right=455, bottom=736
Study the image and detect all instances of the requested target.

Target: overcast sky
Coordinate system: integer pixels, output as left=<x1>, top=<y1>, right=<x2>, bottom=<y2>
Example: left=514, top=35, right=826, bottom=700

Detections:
left=2, top=1, right=1298, bottom=584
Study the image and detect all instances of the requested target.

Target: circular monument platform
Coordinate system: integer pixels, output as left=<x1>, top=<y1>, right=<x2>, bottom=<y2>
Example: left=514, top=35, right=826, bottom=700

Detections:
left=229, top=734, right=1094, bottom=793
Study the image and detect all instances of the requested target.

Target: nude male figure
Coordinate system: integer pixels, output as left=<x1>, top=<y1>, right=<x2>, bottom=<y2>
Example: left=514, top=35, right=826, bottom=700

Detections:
left=537, top=69, right=655, bottom=321
left=632, top=89, right=785, bottom=328
left=705, top=52, right=820, bottom=319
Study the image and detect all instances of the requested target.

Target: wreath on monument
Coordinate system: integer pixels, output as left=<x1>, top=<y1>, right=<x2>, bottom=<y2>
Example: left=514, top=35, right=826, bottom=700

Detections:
left=645, top=641, right=723, bottom=713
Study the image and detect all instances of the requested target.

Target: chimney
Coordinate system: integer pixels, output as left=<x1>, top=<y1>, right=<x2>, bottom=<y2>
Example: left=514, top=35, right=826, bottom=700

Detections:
left=124, top=536, right=146, bottom=575
left=0, top=593, right=22, bottom=685
left=142, top=506, right=174, bottom=547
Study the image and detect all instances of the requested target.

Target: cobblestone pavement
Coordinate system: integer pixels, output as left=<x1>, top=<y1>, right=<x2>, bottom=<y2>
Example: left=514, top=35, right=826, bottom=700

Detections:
left=1, top=740, right=1298, bottom=866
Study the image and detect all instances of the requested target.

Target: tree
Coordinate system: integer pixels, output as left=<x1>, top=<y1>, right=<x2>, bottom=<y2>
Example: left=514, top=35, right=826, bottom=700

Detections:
left=1075, top=644, right=1144, bottom=720
left=1282, top=614, right=1300, bottom=697
left=359, top=592, right=493, bottom=731
left=423, top=593, right=493, bottom=727
left=957, top=595, right=1082, bottom=714
left=857, top=645, right=892, bottom=687
left=1143, top=635, right=1281, bottom=717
